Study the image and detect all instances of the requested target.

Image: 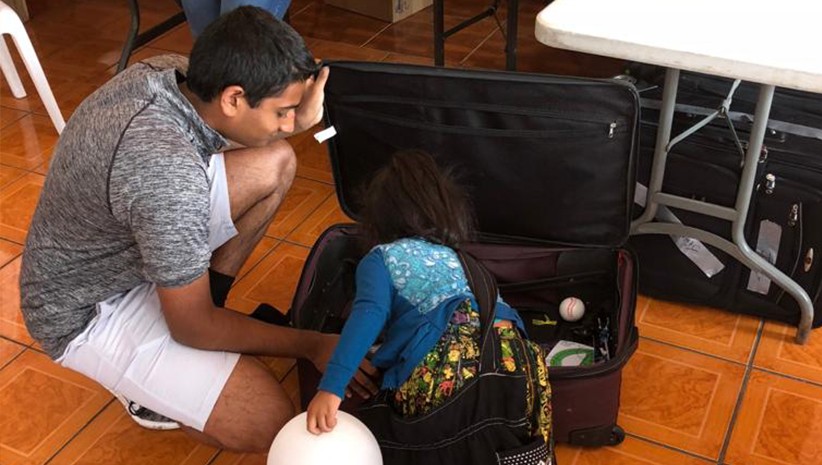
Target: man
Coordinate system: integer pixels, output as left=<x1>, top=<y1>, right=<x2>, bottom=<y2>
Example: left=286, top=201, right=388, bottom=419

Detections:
left=19, top=7, right=375, bottom=452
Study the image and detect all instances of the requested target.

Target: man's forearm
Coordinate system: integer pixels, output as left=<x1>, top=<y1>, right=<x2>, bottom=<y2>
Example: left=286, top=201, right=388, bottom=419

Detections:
left=157, top=273, right=335, bottom=367
left=172, top=304, right=325, bottom=359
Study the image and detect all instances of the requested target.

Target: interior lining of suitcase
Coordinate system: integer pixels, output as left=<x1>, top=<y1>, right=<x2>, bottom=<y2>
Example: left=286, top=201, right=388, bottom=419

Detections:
left=293, top=228, right=629, bottom=368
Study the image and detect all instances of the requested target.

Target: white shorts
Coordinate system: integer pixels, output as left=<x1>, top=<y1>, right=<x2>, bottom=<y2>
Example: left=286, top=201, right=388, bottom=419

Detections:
left=57, top=153, right=240, bottom=432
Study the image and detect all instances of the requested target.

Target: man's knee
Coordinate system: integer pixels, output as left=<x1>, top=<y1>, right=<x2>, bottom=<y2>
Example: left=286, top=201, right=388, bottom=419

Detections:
left=265, top=141, right=297, bottom=197
left=201, top=356, right=297, bottom=452
left=225, top=140, right=297, bottom=214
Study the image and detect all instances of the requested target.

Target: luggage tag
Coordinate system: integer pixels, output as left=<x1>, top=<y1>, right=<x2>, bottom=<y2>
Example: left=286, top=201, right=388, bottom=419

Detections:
left=747, top=219, right=782, bottom=295
left=635, top=182, right=726, bottom=278
left=313, top=126, right=337, bottom=143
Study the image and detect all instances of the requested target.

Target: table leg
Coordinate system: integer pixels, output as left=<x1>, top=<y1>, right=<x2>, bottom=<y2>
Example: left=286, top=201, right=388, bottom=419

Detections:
left=433, top=0, right=445, bottom=66
left=731, top=85, right=813, bottom=343
left=117, top=0, right=186, bottom=74
left=631, top=68, right=679, bottom=228
left=432, top=0, right=516, bottom=70
left=631, top=71, right=814, bottom=344
left=505, top=0, right=518, bottom=70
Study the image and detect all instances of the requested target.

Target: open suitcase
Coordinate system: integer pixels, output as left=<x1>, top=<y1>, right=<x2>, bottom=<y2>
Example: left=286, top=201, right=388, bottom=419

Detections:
left=623, top=64, right=822, bottom=327
left=290, top=61, right=641, bottom=449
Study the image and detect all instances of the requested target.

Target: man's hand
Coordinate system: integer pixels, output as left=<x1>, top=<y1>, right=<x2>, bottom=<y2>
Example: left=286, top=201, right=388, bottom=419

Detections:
left=306, top=390, right=342, bottom=435
left=294, top=66, right=329, bottom=134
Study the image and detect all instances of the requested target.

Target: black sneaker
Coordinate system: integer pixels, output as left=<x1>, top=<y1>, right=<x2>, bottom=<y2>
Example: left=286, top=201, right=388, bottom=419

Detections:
left=110, top=391, right=180, bottom=430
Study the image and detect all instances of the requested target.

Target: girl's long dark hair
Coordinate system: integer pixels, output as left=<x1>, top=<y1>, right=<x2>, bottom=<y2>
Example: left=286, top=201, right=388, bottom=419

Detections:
left=360, top=149, right=476, bottom=249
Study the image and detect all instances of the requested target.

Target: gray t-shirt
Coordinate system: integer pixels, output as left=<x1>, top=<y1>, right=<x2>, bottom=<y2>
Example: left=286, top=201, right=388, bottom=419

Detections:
left=20, top=55, right=227, bottom=359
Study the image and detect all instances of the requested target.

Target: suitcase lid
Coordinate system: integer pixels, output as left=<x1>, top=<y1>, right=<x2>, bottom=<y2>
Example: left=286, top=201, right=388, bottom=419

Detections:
left=322, top=62, right=640, bottom=248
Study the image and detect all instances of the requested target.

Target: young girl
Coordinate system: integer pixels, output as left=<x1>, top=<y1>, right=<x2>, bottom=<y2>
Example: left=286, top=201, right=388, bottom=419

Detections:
left=305, top=149, right=551, bottom=444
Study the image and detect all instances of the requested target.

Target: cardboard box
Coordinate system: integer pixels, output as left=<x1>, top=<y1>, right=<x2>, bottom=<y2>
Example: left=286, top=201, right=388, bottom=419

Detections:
left=326, top=0, right=432, bottom=23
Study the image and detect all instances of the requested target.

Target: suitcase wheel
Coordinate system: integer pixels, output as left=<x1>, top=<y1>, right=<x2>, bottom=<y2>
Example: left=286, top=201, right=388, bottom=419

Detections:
left=608, top=425, right=626, bottom=446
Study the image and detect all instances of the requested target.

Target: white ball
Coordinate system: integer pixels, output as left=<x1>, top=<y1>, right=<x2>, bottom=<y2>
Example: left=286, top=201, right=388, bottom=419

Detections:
left=559, top=297, right=586, bottom=322
left=268, top=411, right=382, bottom=465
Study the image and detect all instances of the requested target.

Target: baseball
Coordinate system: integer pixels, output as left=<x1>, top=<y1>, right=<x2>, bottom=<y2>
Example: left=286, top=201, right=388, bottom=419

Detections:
left=559, top=297, right=585, bottom=322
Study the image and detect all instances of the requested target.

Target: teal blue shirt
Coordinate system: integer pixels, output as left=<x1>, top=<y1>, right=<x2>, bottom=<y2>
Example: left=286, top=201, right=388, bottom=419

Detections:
left=318, top=238, right=524, bottom=399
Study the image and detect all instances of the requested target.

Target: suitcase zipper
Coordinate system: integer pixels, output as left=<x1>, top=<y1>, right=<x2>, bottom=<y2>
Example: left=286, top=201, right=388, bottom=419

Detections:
left=339, top=107, right=619, bottom=139
left=789, top=204, right=799, bottom=227
left=337, top=95, right=622, bottom=126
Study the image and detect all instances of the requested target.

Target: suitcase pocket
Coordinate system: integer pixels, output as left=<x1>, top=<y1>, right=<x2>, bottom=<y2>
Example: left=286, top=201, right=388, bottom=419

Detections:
left=339, top=105, right=615, bottom=139
left=741, top=168, right=822, bottom=324
left=496, top=437, right=552, bottom=465
left=632, top=143, right=743, bottom=307
left=467, top=245, right=627, bottom=364
left=292, top=227, right=363, bottom=333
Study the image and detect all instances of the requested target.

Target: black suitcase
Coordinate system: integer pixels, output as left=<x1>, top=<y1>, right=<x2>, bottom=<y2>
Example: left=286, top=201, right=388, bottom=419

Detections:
left=624, top=64, right=822, bottom=327
left=290, top=61, right=642, bottom=450
left=625, top=63, right=822, bottom=132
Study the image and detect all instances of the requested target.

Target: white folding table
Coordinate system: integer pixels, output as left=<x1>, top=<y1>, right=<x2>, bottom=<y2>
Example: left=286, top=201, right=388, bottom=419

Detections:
left=535, top=0, right=822, bottom=343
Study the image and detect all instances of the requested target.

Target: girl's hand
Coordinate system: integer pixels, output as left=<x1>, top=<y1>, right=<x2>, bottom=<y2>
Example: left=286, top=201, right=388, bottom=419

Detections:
left=306, top=390, right=343, bottom=435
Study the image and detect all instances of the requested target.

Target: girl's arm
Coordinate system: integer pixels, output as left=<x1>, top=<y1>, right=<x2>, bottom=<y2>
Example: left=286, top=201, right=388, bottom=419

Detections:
left=307, top=251, right=393, bottom=434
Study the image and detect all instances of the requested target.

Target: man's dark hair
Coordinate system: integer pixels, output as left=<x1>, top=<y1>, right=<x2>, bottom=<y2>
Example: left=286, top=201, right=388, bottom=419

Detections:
left=361, top=149, right=476, bottom=249
left=187, top=6, right=318, bottom=108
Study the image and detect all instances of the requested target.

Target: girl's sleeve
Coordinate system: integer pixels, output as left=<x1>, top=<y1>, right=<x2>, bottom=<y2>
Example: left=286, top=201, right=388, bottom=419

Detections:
left=317, top=250, right=393, bottom=398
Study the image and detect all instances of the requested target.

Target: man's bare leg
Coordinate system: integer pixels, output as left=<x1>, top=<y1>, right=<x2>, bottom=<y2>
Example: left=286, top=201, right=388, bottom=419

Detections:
left=211, top=140, right=297, bottom=276
left=183, top=140, right=299, bottom=451
left=186, top=356, right=296, bottom=452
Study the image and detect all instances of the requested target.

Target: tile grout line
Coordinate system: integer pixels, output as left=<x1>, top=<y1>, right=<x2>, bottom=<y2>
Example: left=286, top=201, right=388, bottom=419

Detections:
left=460, top=22, right=501, bottom=66
left=715, top=317, right=765, bottom=465
left=227, top=186, right=334, bottom=288
left=0, top=108, right=30, bottom=131
left=43, top=397, right=117, bottom=465
left=0, top=336, right=28, bottom=370
left=622, top=432, right=718, bottom=463
left=755, top=365, right=822, bottom=389
left=269, top=189, right=335, bottom=250
left=0, top=159, right=47, bottom=179
left=289, top=2, right=316, bottom=20
left=281, top=237, right=328, bottom=250
left=637, top=334, right=749, bottom=367
left=360, top=22, right=393, bottom=49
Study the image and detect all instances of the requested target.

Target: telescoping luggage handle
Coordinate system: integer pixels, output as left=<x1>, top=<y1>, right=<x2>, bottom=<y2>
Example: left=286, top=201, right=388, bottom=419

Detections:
left=457, top=250, right=500, bottom=372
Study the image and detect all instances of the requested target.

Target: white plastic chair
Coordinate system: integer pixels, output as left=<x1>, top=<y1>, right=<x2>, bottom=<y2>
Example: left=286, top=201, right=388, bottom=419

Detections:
left=0, top=0, right=64, bottom=134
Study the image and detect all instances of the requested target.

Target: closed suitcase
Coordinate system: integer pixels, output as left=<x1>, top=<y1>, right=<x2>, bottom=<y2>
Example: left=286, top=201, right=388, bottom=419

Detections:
left=625, top=64, right=822, bottom=326
left=625, top=62, right=822, bottom=132
left=290, top=61, right=641, bottom=449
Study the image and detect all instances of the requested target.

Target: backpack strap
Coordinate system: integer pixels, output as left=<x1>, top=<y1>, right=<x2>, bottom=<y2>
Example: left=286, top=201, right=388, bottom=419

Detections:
left=457, top=250, right=499, bottom=372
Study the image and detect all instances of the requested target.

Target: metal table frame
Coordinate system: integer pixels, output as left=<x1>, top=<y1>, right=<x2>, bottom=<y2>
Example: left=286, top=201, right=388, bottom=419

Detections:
left=433, top=0, right=519, bottom=70
left=536, top=0, right=822, bottom=343
left=117, top=0, right=186, bottom=74
left=632, top=70, right=813, bottom=343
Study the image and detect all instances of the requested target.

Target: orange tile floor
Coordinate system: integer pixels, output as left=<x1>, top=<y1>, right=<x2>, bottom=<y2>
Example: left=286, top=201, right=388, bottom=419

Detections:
left=1, top=1, right=821, bottom=464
